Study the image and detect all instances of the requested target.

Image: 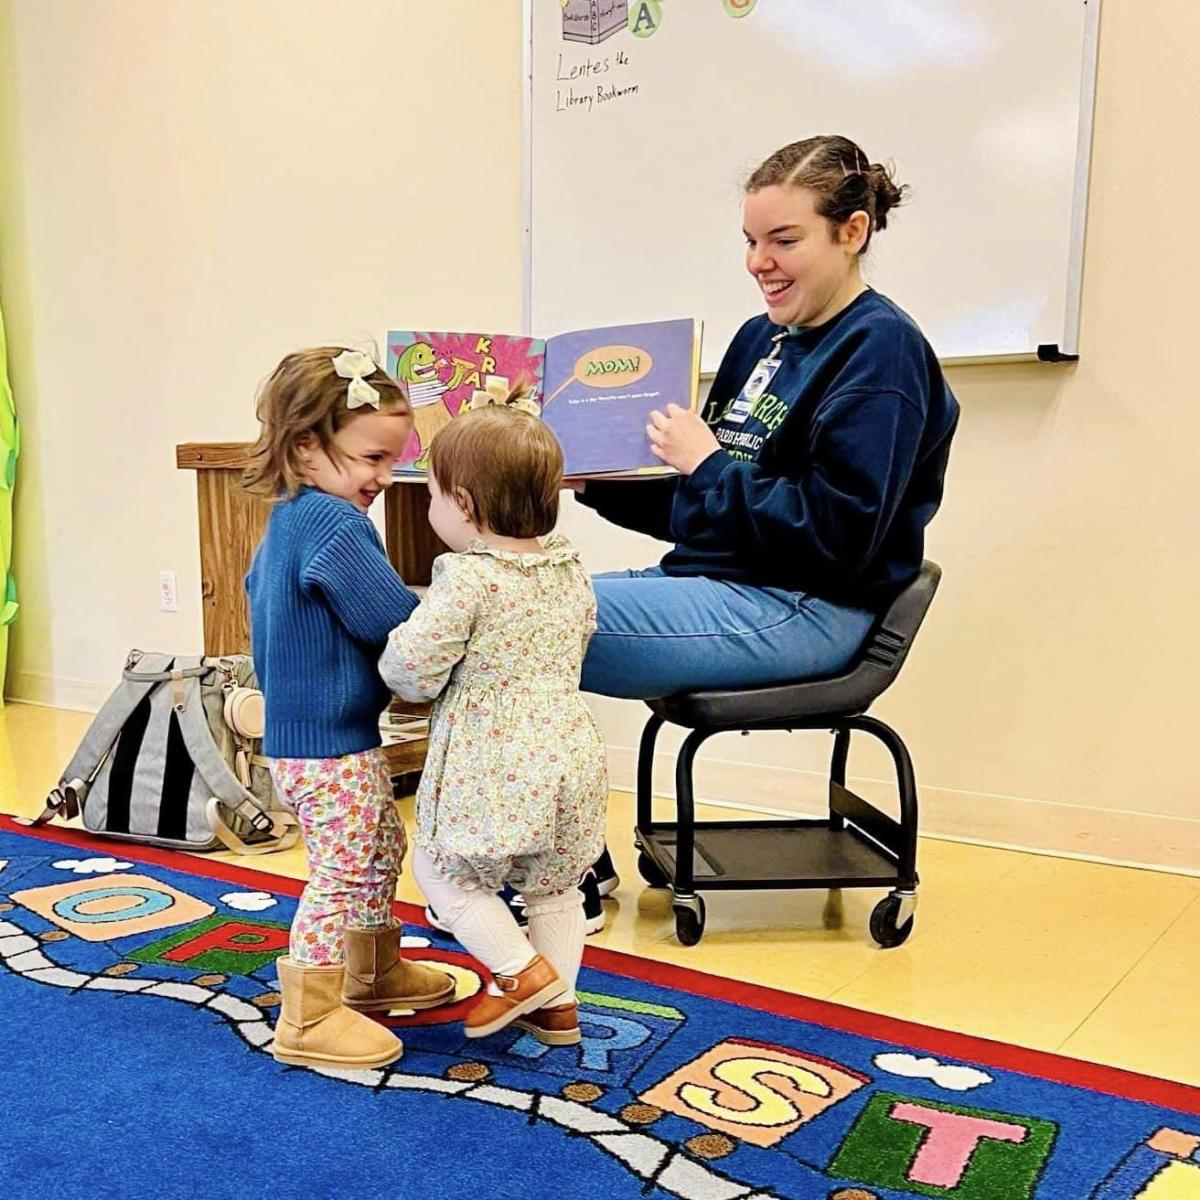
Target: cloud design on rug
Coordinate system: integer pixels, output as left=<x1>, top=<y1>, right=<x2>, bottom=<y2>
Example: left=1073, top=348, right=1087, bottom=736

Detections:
left=52, top=857, right=134, bottom=874
left=219, top=891, right=278, bottom=912
left=874, top=1052, right=993, bottom=1091
left=400, top=934, right=431, bottom=948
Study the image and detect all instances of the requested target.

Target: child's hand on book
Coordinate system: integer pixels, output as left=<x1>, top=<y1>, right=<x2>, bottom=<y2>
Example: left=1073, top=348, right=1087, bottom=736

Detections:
left=647, top=404, right=720, bottom=475
left=562, top=479, right=587, bottom=493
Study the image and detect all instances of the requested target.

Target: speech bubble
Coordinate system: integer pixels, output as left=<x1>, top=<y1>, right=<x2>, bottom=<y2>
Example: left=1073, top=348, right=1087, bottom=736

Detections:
left=572, top=344, right=654, bottom=389
left=543, top=343, right=656, bottom=409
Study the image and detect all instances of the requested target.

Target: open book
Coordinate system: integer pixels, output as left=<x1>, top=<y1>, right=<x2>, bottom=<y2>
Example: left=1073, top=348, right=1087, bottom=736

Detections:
left=386, top=317, right=702, bottom=479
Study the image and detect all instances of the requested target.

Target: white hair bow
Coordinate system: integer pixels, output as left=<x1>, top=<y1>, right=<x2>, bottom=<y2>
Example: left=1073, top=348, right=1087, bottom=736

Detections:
left=331, top=350, right=381, bottom=410
left=466, top=374, right=542, bottom=418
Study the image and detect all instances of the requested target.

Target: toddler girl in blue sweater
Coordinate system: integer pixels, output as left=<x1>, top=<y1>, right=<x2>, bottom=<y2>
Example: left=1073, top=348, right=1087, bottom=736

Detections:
left=244, top=346, right=454, bottom=1071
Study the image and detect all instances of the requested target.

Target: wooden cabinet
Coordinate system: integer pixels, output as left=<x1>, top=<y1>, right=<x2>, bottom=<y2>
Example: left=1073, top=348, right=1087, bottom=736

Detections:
left=176, top=441, right=444, bottom=777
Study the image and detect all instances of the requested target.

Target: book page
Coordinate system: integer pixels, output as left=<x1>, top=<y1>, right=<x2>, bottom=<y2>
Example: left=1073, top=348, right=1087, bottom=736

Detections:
left=542, top=318, right=701, bottom=477
left=386, top=331, right=546, bottom=477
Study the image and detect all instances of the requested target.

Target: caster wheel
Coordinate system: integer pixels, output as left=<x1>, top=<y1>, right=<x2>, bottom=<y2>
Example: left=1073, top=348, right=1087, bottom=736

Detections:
left=673, top=896, right=706, bottom=946
left=637, top=851, right=669, bottom=888
left=869, top=894, right=914, bottom=948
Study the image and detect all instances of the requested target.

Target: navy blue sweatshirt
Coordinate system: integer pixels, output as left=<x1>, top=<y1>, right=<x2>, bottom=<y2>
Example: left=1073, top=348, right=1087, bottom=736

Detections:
left=578, top=289, right=958, bottom=609
left=246, top=487, right=419, bottom=759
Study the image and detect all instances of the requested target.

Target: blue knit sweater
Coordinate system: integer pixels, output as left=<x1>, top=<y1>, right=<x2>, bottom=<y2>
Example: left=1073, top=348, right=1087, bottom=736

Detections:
left=246, top=488, right=419, bottom=759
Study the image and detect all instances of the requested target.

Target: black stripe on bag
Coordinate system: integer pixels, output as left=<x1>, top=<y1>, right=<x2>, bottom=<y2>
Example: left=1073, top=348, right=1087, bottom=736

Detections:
left=106, top=693, right=152, bottom=833
left=157, top=710, right=196, bottom=841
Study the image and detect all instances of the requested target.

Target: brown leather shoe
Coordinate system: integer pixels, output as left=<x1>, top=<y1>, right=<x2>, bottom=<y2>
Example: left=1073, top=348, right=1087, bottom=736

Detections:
left=512, top=1000, right=581, bottom=1046
left=342, top=926, right=455, bottom=1012
left=464, top=954, right=566, bottom=1039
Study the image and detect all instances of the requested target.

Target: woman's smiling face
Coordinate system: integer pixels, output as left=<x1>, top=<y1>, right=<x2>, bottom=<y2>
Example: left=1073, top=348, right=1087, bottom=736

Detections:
left=742, top=184, right=868, bottom=328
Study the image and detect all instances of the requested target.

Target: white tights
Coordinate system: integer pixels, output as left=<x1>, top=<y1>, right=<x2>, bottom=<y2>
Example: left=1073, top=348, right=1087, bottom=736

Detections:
left=412, top=848, right=585, bottom=1004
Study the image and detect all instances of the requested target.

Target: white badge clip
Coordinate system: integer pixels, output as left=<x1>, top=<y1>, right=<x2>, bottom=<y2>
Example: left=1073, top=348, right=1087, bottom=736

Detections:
left=725, top=337, right=785, bottom=426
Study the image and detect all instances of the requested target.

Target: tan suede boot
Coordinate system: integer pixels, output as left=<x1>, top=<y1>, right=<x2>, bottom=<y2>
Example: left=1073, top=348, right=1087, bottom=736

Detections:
left=341, top=926, right=456, bottom=1012
left=272, top=956, right=403, bottom=1069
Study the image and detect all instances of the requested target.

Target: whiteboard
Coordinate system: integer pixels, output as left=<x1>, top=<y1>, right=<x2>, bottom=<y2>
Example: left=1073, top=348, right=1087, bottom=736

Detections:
left=526, top=0, right=1100, bottom=369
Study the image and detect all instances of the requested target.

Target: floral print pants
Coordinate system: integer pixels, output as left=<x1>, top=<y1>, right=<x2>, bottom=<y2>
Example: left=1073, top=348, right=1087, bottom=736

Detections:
left=269, top=748, right=407, bottom=966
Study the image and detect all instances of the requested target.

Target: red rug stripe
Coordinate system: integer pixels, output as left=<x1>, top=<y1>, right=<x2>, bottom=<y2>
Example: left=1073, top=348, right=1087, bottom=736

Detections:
left=7, top=812, right=1200, bottom=1116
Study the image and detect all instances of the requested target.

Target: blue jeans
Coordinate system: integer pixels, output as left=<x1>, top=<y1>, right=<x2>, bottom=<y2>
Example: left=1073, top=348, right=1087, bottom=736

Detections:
left=581, top=567, right=876, bottom=700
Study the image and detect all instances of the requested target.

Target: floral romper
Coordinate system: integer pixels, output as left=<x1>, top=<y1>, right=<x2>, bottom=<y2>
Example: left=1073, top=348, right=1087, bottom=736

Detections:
left=380, top=535, right=607, bottom=897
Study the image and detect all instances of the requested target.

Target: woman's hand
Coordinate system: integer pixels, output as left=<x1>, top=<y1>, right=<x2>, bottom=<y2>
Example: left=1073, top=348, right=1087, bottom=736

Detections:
left=562, top=478, right=587, bottom=494
left=647, top=404, right=720, bottom=475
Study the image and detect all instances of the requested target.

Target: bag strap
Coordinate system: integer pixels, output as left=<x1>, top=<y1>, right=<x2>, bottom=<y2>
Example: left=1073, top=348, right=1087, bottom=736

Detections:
left=205, top=797, right=300, bottom=856
left=168, top=671, right=298, bottom=856
left=36, top=655, right=164, bottom=826
left=170, top=674, right=258, bottom=805
left=35, top=777, right=90, bottom=827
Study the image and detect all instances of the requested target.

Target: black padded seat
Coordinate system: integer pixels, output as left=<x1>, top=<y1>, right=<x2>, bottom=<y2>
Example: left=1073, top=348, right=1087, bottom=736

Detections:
left=648, top=562, right=941, bottom=729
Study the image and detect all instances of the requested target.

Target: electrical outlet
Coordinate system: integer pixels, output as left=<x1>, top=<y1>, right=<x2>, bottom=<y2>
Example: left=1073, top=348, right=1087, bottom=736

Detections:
left=158, top=570, right=179, bottom=613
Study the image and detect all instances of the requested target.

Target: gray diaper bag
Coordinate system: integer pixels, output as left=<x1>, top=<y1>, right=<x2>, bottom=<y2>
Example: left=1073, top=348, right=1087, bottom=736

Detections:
left=36, top=650, right=298, bottom=855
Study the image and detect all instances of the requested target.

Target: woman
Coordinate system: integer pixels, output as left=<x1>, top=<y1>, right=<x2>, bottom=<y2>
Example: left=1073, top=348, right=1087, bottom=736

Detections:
left=576, top=135, right=959, bottom=704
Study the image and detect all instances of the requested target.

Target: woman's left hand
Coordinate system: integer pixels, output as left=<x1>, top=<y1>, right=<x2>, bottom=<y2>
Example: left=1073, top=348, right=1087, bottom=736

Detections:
left=647, top=404, right=720, bottom=475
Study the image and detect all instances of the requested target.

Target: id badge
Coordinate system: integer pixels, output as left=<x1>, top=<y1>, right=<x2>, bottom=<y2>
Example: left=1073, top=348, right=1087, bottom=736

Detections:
left=724, top=355, right=783, bottom=426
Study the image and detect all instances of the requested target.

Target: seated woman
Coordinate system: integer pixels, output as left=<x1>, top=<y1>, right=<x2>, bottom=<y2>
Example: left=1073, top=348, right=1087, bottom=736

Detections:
left=576, top=134, right=959, bottom=710
left=571, top=138, right=955, bottom=902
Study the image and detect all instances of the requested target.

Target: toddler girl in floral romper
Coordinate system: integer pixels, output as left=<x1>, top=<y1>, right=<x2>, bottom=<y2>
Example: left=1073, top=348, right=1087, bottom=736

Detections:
left=381, top=406, right=607, bottom=1045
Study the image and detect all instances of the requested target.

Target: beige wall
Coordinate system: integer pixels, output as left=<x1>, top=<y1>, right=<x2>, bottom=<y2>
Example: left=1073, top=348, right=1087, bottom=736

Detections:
left=3, top=1, right=1198, bottom=869
left=0, top=0, right=526, bottom=706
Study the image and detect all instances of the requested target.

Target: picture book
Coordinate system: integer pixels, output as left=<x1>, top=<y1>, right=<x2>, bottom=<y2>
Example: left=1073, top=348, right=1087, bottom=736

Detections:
left=386, top=317, right=702, bottom=479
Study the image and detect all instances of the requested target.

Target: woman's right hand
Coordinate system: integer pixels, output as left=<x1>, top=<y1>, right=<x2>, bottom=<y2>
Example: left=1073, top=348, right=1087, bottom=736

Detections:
left=562, top=478, right=587, bottom=494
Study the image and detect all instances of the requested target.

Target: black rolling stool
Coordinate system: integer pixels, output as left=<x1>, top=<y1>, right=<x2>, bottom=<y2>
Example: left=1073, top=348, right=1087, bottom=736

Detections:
left=633, top=561, right=941, bottom=948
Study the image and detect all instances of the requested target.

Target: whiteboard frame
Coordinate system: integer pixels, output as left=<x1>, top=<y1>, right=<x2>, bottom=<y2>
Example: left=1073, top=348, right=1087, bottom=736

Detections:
left=522, top=0, right=1103, bottom=370
left=1062, top=0, right=1103, bottom=359
left=521, top=0, right=534, bottom=337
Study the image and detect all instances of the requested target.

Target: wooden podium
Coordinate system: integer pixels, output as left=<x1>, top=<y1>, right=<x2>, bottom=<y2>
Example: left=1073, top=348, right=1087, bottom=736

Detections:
left=176, top=442, right=445, bottom=778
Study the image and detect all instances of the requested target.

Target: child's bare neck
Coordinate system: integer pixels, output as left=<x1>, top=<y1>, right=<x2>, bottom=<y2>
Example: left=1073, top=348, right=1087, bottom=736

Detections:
left=474, top=528, right=545, bottom=555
